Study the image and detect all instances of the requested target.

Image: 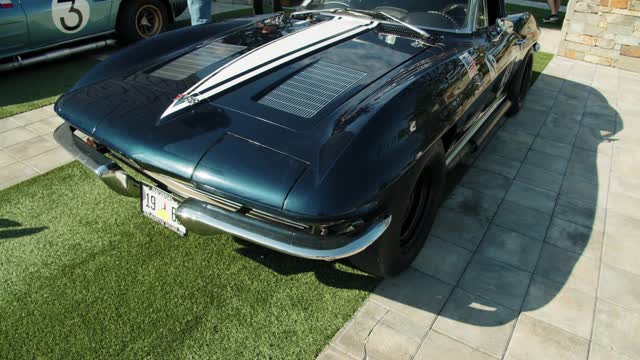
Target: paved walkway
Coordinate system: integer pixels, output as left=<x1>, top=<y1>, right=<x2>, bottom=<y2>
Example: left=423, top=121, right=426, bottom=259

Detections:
left=320, top=57, right=640, bottom=360
left=0, top=106, right=72, bottom=190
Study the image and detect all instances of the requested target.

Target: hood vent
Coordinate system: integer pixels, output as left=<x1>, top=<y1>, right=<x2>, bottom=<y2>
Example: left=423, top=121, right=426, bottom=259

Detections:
left=151, top=42, right=246, bottom=81
left=258, top=61, right=367, bottom=118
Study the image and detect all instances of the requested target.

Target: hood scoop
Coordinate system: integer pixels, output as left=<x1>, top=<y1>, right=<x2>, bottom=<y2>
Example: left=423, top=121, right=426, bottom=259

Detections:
left=160, top=15, right=378, bottom=119
left=151, top=42, right=246, bottom=81
left=258, top=61, right=367, bottom=118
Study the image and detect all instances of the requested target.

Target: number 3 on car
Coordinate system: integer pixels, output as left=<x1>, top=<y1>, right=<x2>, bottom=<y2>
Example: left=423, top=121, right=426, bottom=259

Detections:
left=141, top=184, right=186, bottom=236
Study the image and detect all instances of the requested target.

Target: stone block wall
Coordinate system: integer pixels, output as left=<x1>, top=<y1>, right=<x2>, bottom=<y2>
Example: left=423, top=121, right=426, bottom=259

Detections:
left=558, top=0, right=640, bottom=72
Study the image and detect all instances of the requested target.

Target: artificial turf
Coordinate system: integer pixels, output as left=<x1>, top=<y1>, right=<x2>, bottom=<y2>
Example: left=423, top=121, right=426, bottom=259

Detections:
left=0, top=163, right=378, bottom=359
left=0, top=55, right=99, bottom=119
left=532, top=51, right=554, bottom=83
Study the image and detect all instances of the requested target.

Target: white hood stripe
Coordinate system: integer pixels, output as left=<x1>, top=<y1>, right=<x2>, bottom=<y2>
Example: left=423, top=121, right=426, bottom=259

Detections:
left=161, top=16, right=378, bottom=119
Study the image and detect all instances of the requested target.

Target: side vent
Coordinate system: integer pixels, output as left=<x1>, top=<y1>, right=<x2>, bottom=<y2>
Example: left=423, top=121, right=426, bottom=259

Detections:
left=151, top=42, right=246, bottom=80
left=258, top=61, right=367, bottom=118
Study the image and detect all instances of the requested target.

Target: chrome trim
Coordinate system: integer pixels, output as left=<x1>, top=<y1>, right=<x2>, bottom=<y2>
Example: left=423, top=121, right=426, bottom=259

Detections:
left=0, top=39, right=117, bottom=72
left=446, top=94, right=507, bottom=166
left=54, top=124, right=141, bottom=197
left=145, top=170, right=243, bottom=212
left=533, top=42, right=541, bottom=52
left=176, top=198, right=392, bottom=261
left=246, top=208, right=309, bottom=230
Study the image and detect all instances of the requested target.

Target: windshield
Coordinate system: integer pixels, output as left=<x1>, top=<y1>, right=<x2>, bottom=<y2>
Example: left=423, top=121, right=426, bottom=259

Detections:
left=298, top=0, right=472, bottom=31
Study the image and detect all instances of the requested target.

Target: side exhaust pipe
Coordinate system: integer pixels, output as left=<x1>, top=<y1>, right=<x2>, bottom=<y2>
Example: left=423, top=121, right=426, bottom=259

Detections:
left=0, top=39, right=117, bottom=72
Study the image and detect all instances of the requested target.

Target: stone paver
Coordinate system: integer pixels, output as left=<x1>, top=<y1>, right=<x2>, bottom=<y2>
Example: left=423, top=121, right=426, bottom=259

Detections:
left=321, top=57, right=640, bottom=360
left=593, top=300, right=640, bottom=358
left=0, top=109, right=71, bottom=190
left=505, top=314, right=590, bottom=360
left=434, top=288, right=518, bottom=358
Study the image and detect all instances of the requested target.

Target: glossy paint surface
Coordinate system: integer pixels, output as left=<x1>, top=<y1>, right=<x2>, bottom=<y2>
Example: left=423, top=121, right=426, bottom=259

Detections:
left=56, top=9, right=539, bottom=221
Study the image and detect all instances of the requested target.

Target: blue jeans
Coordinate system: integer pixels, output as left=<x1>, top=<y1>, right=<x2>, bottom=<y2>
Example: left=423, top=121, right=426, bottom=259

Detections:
left=188, top=0, right=212, bottom=25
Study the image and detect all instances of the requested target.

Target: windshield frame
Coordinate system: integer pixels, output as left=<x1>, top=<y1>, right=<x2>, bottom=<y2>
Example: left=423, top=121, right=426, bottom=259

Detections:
left=297, top=0, right=480, bottom=34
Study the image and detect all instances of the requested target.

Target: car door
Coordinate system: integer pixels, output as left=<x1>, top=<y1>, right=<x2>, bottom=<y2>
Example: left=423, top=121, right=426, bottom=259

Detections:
left=20, top=0, right=113, bottom=50
left=0, top=0, right=29, bottom=57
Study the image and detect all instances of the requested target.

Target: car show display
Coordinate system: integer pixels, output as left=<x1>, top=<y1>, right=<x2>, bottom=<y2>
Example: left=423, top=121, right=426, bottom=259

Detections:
left=53, top=0, right=540, bottom=276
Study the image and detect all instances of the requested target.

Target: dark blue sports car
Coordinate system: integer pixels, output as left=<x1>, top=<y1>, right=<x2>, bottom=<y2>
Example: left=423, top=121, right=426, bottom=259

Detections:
left=54, top=0, right=540, bottom=276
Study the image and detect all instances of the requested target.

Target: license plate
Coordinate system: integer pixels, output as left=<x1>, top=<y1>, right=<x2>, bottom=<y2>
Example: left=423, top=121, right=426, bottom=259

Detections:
left=141, top=184, right=187, bottom=236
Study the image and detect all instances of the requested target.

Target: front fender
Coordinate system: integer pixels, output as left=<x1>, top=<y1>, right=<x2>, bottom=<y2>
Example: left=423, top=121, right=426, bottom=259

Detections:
left=283, top=81, right=444, bottom=222
left=507, top=12, right=541, bottom=55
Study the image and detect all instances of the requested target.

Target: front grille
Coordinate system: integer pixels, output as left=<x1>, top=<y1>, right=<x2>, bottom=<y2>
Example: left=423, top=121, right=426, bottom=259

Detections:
left=108, top=150, right=310, bottom=232
left=258, top=61, right=367, bottom=118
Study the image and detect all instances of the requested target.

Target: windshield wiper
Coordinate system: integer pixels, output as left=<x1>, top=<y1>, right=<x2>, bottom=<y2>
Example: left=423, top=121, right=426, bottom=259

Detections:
left=342, top=8, right=431, bottom=40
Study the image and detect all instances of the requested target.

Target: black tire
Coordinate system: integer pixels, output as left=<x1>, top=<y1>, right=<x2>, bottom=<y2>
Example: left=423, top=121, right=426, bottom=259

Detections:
left=350, top=141, right=447, bottom=277
left=117, top=0, right=168, bottom=44
left=253, top=0, right=282, bottom=14
left=254, top=0, right=264, bottom=14
left=506, top=51, right=534, bottom=116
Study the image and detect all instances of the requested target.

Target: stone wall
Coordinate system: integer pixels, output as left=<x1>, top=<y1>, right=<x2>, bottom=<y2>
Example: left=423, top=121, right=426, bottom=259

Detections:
left=557, top=0, right=640, bottom=72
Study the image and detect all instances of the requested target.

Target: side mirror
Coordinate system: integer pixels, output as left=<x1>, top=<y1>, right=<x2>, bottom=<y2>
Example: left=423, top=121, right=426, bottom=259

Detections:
left=496, top=18, right=514, bottom=33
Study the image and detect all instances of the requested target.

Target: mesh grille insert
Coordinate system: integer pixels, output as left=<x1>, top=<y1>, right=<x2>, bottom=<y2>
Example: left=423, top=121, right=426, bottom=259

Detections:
left=258, top=61, right=367, bottom=118
left=151, top=42, right=246, bottom=80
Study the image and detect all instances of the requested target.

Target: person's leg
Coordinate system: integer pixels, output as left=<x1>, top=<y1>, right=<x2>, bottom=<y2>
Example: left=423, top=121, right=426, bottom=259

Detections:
left=555, top=0, right=562, bottom=14
left=543, top=0, right=560, bottom=22
left=188, top=0, right=212, bottom=26
left=546, top=0, right=558, bottom=14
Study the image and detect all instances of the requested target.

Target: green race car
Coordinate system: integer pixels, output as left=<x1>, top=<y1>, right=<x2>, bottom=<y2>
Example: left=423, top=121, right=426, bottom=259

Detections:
left=0, top=0, right=193, bottom=60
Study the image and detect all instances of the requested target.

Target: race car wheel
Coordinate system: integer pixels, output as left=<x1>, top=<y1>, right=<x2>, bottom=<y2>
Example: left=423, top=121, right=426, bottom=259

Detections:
left=253, top=0, right=282, bottom=14
left=350, top=140, right=446, bottom=277
left=117, top=0, right=168, bottom=44
left=507, top=50, right=534, bottom=116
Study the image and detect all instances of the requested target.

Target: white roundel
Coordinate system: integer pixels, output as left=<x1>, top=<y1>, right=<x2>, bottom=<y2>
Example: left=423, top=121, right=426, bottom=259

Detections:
left=52, top=0, right=90, bottom=34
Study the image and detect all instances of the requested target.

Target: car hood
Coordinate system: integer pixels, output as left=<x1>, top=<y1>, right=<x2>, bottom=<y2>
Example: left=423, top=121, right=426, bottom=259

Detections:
left=56, top=13, right=427, bottom=210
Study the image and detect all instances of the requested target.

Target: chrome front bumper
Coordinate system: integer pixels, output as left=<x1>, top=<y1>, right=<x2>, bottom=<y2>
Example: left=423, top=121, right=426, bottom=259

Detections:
left=54, top=123, right=391, bottom=261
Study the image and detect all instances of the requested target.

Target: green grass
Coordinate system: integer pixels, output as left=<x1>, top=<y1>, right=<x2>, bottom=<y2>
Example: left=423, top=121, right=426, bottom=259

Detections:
left=532, top=51, right=554, bottom=83
left=507, top=3, right=566, bottom=29
left=0, top=163, right=377, bottom=359
left=0, top=55, right=99, bottom=119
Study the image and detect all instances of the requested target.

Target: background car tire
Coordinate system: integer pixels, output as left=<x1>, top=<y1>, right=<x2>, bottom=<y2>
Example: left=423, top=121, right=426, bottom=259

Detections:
left=117, top=0, right=169, bottom=44
left=350, top=141, right=447, bottom=277
left=506, top=50, right=534, bottom=116
left=253, top=0, right=282, bottom=14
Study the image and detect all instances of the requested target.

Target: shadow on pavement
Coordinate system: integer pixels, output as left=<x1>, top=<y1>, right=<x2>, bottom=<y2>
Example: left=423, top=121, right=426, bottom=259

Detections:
left=237, top=72, right=619, bottom=333
left=369, top=72, right=619, bottom=332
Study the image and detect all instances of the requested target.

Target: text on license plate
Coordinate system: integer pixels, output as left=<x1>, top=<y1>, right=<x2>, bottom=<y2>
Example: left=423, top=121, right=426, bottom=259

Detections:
left=141, top=184, right=186, bottom=236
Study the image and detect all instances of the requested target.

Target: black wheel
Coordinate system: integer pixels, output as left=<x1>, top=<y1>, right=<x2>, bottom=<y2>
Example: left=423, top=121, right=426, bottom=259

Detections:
left=350, top=141, right=447, bottom=277
left=253, top=0, right=282, bottom=14
left=254, top=0, right=264, bottom=14
left=117, top=0, right=168, bottom=44
left=506, top=51, right=534, bottom=116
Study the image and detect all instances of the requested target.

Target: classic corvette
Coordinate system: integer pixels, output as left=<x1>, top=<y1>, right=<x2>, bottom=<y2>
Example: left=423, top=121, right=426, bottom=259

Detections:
left=54, top=0, right=540, bottom=276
